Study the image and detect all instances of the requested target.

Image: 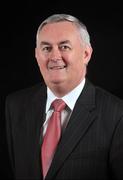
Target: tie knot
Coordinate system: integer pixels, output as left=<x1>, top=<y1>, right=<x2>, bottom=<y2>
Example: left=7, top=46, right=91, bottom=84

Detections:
left=51, top=99, right=66, bottom=112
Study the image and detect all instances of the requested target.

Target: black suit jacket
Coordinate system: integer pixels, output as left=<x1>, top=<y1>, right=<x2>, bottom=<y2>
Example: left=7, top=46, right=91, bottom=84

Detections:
left=5, top=80, right=123, bottom=180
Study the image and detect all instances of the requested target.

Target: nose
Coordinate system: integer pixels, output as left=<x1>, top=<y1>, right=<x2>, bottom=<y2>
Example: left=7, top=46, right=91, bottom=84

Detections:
left=49, top=47, right=62, bottom=61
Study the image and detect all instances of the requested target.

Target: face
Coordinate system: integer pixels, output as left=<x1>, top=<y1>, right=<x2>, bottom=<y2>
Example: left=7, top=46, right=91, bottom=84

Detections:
left=35, top=21, right=92, bottom=96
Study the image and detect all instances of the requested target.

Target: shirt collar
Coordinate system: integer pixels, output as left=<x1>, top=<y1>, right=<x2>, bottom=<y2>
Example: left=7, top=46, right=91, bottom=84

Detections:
left=46, top=78, right=85, bottom=113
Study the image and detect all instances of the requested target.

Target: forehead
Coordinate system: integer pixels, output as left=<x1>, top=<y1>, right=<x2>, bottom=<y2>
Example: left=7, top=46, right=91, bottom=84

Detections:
left=38, top=21, right=80, bottom=41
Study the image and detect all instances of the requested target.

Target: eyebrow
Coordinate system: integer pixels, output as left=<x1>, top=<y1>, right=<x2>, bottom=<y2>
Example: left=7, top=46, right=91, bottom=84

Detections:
left=40, top=41, right=51, bottom=46
left=59, top=40, right=71, bottom=45
left=40, top=40, right=71, bottom=46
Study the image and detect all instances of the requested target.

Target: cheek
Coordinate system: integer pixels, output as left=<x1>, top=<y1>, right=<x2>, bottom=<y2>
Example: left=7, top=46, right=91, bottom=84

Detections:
left=39, top=62, right=47, bottom=72
left=71, top=60, right=85, bottom=76
left=70, top=55, right=84, bottom=68
left=37, top=56, right=47, bottom=69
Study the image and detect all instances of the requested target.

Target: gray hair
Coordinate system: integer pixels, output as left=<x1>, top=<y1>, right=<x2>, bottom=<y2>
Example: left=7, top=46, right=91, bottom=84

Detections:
left=36, top=14, right=91, bottom=47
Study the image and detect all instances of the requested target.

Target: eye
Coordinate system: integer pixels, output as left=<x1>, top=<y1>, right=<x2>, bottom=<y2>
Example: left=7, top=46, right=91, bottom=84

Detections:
left=60, top=45, right=71, bottom=51
left=42, top=46, right=52, bottom=52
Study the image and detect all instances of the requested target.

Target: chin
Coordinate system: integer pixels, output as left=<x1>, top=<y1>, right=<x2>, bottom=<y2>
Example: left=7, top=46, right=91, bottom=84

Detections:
left=50, top=79, right=65, bottom=85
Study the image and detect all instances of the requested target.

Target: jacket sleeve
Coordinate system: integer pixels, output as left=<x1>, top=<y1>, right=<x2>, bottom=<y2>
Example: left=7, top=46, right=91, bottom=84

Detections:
left=110, top=115, right=123, bottom=179
left=5, top=95, right=15, bottom=179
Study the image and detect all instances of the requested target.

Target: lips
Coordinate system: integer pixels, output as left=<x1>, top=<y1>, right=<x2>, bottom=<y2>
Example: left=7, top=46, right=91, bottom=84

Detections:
left=48, top=65, right=66, bottom=70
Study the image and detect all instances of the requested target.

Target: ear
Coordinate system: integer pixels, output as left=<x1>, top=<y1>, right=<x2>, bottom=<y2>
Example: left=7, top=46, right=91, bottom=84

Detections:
left=35, top=48, right=40, bottom=68
left=83, top=45, right=93, bottom=65
left=35, top=47, right=38, bottom=60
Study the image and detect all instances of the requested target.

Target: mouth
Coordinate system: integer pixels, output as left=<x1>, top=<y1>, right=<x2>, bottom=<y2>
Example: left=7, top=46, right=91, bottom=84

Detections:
left=48, top=65, right=67, bottom=70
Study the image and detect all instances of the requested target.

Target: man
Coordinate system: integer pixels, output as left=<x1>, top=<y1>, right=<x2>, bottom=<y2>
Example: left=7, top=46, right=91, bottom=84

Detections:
left=6, top=14, right=123, bottom=179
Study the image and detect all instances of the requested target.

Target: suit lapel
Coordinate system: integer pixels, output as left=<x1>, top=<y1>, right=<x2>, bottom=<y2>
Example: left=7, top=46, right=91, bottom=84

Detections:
left=46, top=80, right=97, bottom=179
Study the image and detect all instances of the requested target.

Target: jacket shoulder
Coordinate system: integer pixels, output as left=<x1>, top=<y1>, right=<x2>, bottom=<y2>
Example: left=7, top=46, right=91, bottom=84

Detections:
left=6, top=83, right=46, bottom=105
left=95, top=86, right=123, bottom=110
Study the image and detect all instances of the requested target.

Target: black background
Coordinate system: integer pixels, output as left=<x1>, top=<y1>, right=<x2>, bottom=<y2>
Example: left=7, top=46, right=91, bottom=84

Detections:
left=1, top=2, right=123, bottom=97
left=0, top=1, right=123, bottom=177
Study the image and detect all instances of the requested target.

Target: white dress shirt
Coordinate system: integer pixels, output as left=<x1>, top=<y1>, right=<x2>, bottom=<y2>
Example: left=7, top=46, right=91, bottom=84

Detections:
left=42, top=78, right=86, bottom=136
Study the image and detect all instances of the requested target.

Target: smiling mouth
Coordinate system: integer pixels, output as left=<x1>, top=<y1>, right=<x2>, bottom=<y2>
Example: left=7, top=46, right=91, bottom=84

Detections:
left=48, top=65, right=67, bottom=70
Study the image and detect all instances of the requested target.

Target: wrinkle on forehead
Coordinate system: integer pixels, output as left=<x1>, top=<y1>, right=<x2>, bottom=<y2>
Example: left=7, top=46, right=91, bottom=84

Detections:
left=37, top=21, right=82, bottom=46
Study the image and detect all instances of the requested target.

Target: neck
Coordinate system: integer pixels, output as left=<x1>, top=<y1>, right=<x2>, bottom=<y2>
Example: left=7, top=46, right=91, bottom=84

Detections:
left=49, top=78, right=85, bottom=98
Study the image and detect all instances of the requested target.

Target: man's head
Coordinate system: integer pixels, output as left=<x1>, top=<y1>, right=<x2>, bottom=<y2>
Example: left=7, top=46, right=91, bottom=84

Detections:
left=35, top=14, right=93, bottom=97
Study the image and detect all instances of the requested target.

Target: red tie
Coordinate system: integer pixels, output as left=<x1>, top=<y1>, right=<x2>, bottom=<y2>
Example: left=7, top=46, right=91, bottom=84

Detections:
left=41, top=99, right=66, bottom=178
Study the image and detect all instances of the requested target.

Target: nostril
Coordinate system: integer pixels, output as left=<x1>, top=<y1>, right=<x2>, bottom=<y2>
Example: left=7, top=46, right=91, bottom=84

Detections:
left=50, top=59, right=62, bottom=62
